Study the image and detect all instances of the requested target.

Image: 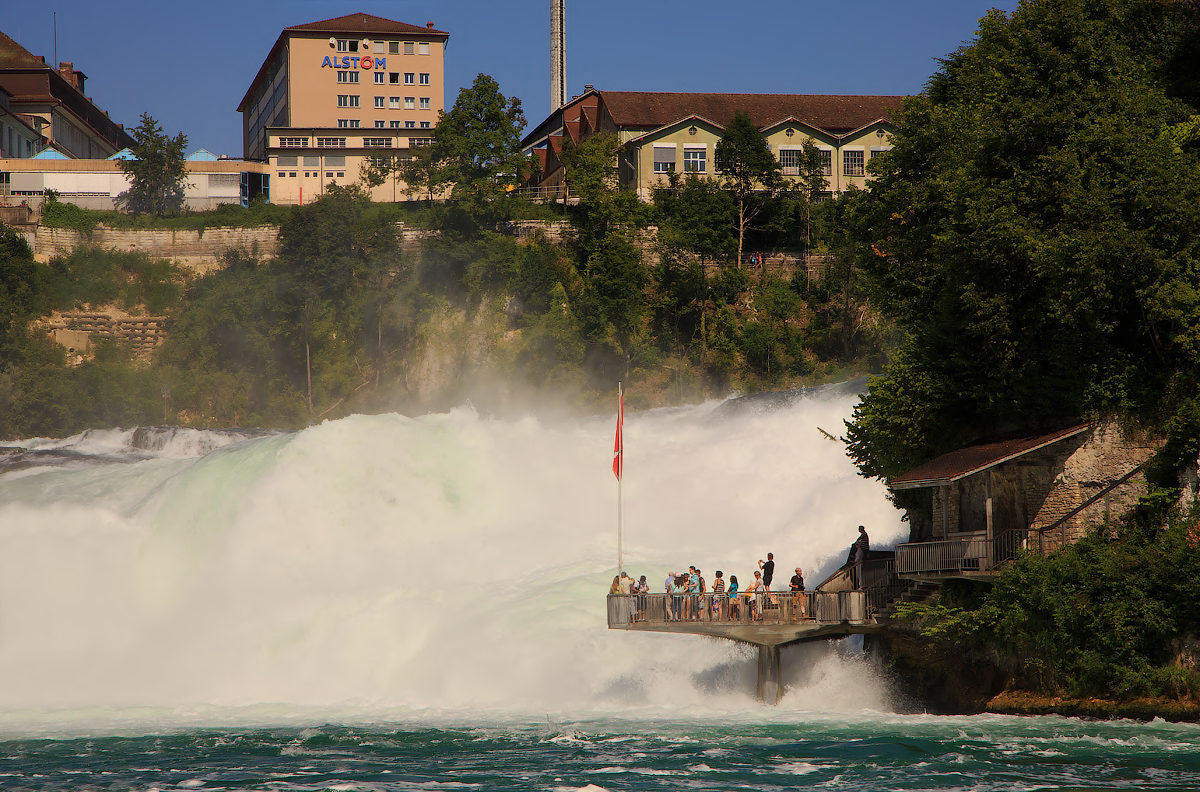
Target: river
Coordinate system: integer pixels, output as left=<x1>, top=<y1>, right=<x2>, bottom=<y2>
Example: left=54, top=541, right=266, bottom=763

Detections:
left=0, top=383, right=1195, bottom=790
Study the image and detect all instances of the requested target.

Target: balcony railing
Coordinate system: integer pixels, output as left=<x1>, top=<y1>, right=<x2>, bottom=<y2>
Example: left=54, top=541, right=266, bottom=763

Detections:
left=606, top=590, right=866, bottom=628
left=896, top=530, right=1029, bottom=576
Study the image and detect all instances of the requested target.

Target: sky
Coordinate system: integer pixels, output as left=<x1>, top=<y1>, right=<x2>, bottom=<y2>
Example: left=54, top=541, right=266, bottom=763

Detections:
left=5, top=0, right=1021, bottom=157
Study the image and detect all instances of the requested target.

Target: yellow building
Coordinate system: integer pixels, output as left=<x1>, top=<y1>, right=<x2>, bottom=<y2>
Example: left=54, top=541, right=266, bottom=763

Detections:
left=522, top=89, right=903, bottom=201
left=238, top=12, right=449, bottom=204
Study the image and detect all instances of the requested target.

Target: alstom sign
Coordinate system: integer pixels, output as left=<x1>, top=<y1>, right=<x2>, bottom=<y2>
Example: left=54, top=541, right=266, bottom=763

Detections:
left=322, top=56, right=386, bottom=70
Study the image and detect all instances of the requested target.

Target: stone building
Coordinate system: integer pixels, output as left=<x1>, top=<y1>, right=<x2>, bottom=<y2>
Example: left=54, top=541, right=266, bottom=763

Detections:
left=888, top=423, right=1162, bottom=579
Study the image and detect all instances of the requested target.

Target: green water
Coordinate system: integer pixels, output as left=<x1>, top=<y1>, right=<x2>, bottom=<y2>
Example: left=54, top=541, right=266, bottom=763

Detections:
left=2, top=714, right=1198, bottom=791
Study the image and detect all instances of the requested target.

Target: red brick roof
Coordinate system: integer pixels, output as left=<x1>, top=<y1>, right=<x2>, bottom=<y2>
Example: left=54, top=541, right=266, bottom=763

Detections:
left=599, top=91, right=903, bottom=134
left=888, top=424, right=1091, bottom=490
left=286, top=13, right=448, bottom=38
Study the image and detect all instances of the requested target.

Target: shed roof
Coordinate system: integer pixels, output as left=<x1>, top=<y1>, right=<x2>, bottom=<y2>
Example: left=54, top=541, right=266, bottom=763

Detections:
left=888, top=424, right=1091, bottom=490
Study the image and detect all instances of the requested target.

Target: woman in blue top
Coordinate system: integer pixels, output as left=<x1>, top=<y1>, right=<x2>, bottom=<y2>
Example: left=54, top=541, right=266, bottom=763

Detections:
left=726, top=575, right=740, bottom=621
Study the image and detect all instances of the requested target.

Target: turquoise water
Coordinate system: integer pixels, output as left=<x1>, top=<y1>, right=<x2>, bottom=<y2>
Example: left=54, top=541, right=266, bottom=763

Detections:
left=3, top=397, right=1195, bottom=789
left=3, top=715, right=1199, bottom=790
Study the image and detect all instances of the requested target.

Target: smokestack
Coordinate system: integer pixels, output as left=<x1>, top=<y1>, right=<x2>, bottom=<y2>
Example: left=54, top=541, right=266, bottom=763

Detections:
left=550, top=0, right=566, bottom=110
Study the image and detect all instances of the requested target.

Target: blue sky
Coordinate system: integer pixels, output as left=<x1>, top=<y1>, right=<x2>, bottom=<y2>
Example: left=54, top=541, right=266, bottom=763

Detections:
left=5, top=1, right=1020, bottom=156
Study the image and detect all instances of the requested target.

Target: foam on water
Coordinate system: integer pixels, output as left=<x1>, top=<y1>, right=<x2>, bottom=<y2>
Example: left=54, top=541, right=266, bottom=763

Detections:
left=0, top=385, right=906, bottom=731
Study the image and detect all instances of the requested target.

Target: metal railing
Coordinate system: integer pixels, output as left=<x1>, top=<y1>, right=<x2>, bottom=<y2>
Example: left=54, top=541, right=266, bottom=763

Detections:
left=814, top=555, right=914, bottom=616
left=606, top=590, right=867, bottom=628
left=896, top=530, right=1030, bottom=576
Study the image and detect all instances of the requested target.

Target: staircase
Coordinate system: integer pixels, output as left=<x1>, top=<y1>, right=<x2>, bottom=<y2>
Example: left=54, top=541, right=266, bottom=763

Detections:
left=876, top=581, right=941, bottom=620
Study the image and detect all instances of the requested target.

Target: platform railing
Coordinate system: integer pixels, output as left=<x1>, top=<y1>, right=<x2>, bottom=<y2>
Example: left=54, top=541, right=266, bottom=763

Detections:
left=895, top=530, right=1030, bottom=576
left=607, top=590, right=867, bottom=628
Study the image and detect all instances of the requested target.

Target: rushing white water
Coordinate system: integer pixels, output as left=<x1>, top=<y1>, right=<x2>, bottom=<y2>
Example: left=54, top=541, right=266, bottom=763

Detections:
left=0, top=385, right=906, bottom=729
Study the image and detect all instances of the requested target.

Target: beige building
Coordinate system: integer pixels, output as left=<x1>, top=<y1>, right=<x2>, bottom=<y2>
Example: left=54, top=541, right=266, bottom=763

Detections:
left=522, top=89, right=903, bottom=201
left=238, top=12, right=449, bottom=205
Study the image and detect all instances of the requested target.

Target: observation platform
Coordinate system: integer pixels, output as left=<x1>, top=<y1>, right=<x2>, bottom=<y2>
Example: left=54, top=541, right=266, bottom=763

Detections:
left=607, top=590, right=878, bottom=702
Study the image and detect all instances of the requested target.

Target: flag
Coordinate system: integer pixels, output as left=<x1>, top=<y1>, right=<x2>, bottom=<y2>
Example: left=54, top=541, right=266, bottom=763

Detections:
left=612, top=388, right=623, bottom=480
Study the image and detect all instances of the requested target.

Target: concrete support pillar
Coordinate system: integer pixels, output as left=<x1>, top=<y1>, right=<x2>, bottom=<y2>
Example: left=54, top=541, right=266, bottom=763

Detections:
left=757, top=645, right=782, bottom=704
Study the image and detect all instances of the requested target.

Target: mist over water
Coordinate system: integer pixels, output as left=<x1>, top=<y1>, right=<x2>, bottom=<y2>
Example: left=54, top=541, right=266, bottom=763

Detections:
left=0, top=384, right=906, bottom=734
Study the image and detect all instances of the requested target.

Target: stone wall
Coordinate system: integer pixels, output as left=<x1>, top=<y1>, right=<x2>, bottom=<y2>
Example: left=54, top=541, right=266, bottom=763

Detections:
left=33, top=225, right=282, bottom=272
left=1032, top=423, right=1161, bottom=551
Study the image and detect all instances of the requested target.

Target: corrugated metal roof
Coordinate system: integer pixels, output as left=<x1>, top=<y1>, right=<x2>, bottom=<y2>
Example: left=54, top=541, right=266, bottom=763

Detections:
left=888, top=424, right=1092, bottom=490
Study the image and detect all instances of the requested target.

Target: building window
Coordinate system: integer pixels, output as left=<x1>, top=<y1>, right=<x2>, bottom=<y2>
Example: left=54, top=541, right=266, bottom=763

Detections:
left=871, top=146, right=891, bottom=161
left=404, top=41, right=415, bottom=55
left=373, top=72, right=385, bottom=84
left=373, top=41, right=386, bottom=54
left=277, top=155, right=298, bottom=167
left=419, top=73, right=430, bottom=85
left=350, top=120, right=360, bottom=128
left=410, top=137, right=433, bottom=147
left=279, top=137, right=308, bottom=148
left=405, top=121, right=416, bottom=128
left=364, top=137, right=392, bottom=148
left=404, top=97, right=416, bottom=110
left=304, top=156, right=320, bottom=167
left=338, top=119, right=350, bottom=128
left=389, top=97, right=401, bottom=109
left=390, top=121, right=401, bottom=128
left=419, top=97, right=431, bottom=110
left=375, top=120, right=386, bottom=128
left=317, top=137, right=347, bottom=148
left=843, top=150, right=865, bottom=177
left=418, top=42, right=430, bottom=55
left=404, top=72, right=415, bottom=85
left=389, top=73, right=400, bottom=85
left=337, top=95, right=360, bottom=108
left=374, top=96, right=385, bottom=108
left=653, top=146, right=676, bottom=174
left=817, top=149, right=832, bottom=176
left=779, top=149, right=803, bottom=175
left=420, top=121, right=431, bottom=128
left=683, top=148, right=706, bottom=173
left=336, top=39, right=359, bottom=52
left=389, top=41, right=400, bottom=54
left=325, top=156, right=346, bottom=167
left=337, top=71, right=360, bottom=84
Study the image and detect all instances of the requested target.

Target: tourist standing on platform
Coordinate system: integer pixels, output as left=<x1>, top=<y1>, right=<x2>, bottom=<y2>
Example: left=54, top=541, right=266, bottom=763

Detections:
left=634, top=575, right=649, bottom=621
left=854, top=525, right=870, bottom=590
left=670, top=575, right=687, bottom=621
left=727, top=574, right=740, bottom=620
left=789, top=567, right=807, bottom=619
left=759, top=553, right=775, bottom=590
left=748, top=570, right=765, bottom=621
left=711, top=570, right=726, bottom=620
left=665, top=571, right=675, bottom=595
left=688, top=566, right=700, bottom=621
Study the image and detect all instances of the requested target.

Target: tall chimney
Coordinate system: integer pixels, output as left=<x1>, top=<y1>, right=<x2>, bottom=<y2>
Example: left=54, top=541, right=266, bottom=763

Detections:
left=550, top=0, right=566, bottom=110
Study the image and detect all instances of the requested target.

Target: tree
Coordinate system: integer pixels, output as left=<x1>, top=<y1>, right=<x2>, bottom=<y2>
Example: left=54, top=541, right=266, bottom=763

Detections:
left=116, top=113, right=189, bottom=215
left=361, top=141, right=448, bottom=205
left=844, top=0, right=1200, bottom=482
left=715, top=112, right=783, bottom=268
left=434, top=74, right=528, bottom=210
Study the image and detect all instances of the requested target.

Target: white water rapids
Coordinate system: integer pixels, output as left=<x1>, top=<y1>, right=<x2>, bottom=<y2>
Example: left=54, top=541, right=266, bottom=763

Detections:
left=0, top=385, right=907, bottom=729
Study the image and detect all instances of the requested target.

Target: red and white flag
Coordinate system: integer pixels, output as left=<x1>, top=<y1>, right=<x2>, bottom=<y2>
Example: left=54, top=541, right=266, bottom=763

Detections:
left=612, top=388, right=623, bottom=480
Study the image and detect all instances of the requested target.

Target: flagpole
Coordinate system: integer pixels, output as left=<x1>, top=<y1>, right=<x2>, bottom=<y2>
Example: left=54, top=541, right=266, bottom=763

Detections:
left=617, top=381, right=623, bottom=579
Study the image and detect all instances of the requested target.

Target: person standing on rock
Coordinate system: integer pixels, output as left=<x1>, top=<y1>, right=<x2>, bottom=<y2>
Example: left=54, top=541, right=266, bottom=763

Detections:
left=854, top=525, right=870, bottom=590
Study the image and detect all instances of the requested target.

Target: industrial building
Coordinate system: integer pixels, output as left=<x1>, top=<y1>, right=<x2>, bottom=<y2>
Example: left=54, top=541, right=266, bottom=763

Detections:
left=238, top=12, right=449, bottom=204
